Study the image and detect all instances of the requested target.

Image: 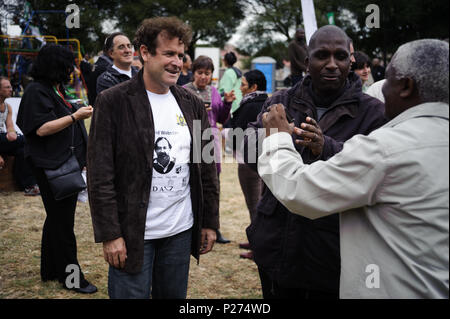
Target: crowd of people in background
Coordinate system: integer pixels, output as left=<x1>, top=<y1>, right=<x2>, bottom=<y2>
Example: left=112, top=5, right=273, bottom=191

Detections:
left=0, top=15, right=448, bottom=300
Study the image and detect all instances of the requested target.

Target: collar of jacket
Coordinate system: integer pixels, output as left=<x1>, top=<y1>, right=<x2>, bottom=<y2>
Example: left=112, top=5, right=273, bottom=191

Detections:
left=240, top=91, right=268, bottom=106
left=106, top=64, right=139, bottom=78
left=384, top=102, right=449, bottom=128
left=94, top=54, right=113, bottom=69
left=287, top=72, right=363, bottom=132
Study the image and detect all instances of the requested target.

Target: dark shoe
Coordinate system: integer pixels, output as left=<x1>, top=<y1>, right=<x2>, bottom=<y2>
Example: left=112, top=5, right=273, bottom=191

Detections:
left=239, top=242, right=251, bottom=250
left=24, top=184, right=40, bottom=196
left=64, top=281, right=98, bottom=294
left=216, top=230, right=231, bottom=244
left=239, top=251, right=254, bottom=260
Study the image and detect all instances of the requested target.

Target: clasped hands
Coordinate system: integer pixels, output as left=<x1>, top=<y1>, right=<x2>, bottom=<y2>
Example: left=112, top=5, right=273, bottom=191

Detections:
left=262, top=103, right=324, bottom=156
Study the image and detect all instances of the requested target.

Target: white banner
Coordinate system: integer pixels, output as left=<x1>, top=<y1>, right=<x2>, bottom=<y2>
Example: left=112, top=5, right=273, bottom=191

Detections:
left=301, top=0, right=318, bottom=44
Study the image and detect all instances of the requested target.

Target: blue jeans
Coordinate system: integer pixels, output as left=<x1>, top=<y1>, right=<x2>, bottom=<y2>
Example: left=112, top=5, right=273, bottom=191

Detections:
left=108, top=228, right=192, bottom=299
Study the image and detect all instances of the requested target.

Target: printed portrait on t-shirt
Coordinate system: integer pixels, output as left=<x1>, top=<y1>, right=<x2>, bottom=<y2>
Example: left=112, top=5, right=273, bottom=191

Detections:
left=153, top=136, right=176, bottom=174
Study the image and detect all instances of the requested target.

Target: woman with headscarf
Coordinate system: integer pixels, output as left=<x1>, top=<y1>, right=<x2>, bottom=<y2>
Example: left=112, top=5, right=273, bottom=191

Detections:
left=231, top=69, right=268, bottom=260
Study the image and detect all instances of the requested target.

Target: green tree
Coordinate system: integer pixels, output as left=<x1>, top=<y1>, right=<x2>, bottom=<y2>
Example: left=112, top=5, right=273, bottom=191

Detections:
left=328, top=0, right=449, bottom=63
left=4, top=0, right=246, bottom=57
left=115, top=0, right=246, bottom=56
left=6, top=1, right=118, bottom=55
left=238, top=0, right=449, bottom=66
left=237, top=0, right=330, bottom=57
left=241, top=0, right=303, bottom=43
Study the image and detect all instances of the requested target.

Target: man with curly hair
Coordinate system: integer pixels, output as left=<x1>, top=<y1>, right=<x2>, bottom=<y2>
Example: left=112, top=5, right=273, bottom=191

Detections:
left=88, top=17, right=220, bottom=299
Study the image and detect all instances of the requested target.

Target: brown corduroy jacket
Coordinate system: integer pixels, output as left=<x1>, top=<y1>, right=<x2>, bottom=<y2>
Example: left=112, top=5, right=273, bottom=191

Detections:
left=87, top=70, right=220, bottom=274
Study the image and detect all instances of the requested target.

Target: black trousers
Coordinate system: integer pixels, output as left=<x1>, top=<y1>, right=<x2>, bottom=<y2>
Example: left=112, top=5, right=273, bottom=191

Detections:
left=258, top=267, right=338, bottom=299
left=237, top=163, right=262, bottom=224
left=0, top=133, right=36, bottom=189
left=30, top=161, right=86, bottom=285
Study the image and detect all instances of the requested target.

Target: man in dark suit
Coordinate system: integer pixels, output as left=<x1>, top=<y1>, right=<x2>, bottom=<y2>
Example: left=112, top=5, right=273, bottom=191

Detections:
left=96, top=33, right=139, bottom=95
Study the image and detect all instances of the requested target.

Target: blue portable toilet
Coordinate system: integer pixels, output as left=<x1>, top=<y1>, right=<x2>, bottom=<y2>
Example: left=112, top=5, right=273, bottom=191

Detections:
left=251, top=56, right=276, bottom=94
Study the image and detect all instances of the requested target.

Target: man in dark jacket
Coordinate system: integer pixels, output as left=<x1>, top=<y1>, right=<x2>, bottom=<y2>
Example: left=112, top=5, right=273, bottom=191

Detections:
left=87, top=17, right=219, bottom=299
left=87, top=52, right=112, bottom=105
left=230, top=69, right=268, bottom=260
left=96, top=33, right=138, bottom=95
left=244, top=25, right=387, bottom=299
left=87, top=32, right=126, bottom=104
left=288, top=28, right=308, bottom=86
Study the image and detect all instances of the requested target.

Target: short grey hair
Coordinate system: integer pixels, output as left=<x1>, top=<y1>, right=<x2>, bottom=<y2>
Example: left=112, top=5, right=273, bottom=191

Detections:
left=390, top=39, right=449, bottom=104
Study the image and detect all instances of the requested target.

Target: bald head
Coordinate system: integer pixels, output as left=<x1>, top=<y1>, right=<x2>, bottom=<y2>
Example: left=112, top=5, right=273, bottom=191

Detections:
left=308, top=25, right=351, bottom=53
left=305, top=25, right=352, bottom=96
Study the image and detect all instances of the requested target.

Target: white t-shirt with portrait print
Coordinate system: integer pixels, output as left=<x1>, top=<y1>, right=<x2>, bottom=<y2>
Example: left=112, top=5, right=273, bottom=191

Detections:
left=144, top=90, right=193, bottom=240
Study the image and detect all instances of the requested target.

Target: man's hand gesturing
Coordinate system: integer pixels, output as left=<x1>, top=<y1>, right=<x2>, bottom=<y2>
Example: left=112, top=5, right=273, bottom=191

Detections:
left=294, top=117, right=324, bottom=156
left=262, top=104, right=294, bottom=137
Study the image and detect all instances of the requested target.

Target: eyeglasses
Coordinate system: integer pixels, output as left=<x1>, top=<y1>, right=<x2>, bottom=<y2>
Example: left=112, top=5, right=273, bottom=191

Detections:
left=116, top=43, right=133, bottom=51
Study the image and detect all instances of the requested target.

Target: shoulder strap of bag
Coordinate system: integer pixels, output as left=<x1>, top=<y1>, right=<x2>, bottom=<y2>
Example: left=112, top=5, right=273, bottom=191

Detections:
left=70, top=124, right=75, bottom=155
left=53, top=85, right=76, bottom=154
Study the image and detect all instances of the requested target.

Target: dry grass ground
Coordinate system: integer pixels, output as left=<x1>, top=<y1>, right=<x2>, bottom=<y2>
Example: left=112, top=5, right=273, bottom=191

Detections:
left=0, top=160, right=262, bottom=299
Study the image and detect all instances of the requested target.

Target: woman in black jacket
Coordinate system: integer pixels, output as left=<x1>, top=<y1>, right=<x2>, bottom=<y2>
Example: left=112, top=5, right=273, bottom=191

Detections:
left=16, top=44, right=96, bottom=294
left=231, top=69, right=268, bottom=259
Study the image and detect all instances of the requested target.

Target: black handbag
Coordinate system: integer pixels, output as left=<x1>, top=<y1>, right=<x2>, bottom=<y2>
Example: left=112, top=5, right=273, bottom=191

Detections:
left=44, top=124, right=86, bottom=200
